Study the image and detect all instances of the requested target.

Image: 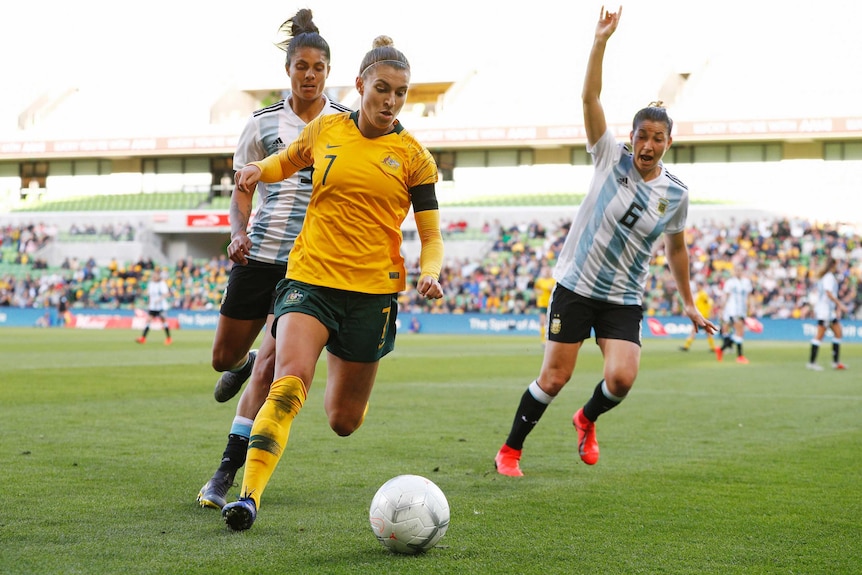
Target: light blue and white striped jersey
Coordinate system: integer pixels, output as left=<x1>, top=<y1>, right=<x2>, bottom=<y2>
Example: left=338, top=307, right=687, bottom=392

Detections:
left=814, top=271, right=838, bottom=320
left=146, top=279, right=170, bottom=312
left=233, top=95, right=351, bottom=265
left=553, top=129, right=689, bottom=305
left=721, top=275, right=753, bottom=320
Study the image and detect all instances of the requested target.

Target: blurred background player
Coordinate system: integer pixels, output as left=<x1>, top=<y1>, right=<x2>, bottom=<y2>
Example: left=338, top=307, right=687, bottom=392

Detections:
left=493, top=6, right=715, bottom=477
left=197, top=9, right=350, bottom=510
left=221, top=35, right=444, bottom=531
left=533, top=265, right=555, bottom=346
left=56, top=293, right=71, bottom=327
left=136, top=269, right=172, bottom=345
left=807, top=256, right=848, bottom=371
left=716, top=264, right=754, bottom=363
left=679, top=280, right=717, bottom=352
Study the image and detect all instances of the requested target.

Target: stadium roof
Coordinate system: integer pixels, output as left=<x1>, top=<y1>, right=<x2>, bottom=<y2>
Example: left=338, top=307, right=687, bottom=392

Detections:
left=2, top=0, right=861, bottom=157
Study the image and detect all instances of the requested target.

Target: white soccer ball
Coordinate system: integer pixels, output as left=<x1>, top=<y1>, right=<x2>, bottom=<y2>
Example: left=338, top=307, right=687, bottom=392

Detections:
left=368, top=474, right=450, bottom=554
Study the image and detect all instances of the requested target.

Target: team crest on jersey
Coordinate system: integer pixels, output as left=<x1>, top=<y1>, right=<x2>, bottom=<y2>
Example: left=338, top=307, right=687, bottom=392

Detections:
left=657, top=197, right=669, bottom=215
left=284, top=289, right=304, bottom=305
left=381, top=155, right=401, bottom=170
left=550, top=316, right=562, bottom=335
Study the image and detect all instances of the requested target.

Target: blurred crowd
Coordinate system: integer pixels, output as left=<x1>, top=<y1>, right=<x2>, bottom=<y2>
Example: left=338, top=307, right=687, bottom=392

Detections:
left=401, top=216, right=861, bottom=320
left=1, top=222, right=56, bottom=265
left=0, top=252, right=231, bottom=313
left=1, top=216, right=860, bottom=321
left=66, top=222, right=138, bottom=241
left=650, top=217, right=861, bottom=320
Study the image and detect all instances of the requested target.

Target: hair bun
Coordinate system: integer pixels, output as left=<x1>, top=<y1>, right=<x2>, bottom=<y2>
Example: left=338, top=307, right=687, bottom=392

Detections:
left=291, top=8, right=319, bottom=35
left=372, top=35, right=394, bottom=49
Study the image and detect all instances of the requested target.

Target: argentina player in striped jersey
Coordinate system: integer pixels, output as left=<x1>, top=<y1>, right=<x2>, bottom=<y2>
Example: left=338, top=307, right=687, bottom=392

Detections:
left=716, top=264, right=754, bottom=364
left=807, top=256, right=848, bottom=371
left=495, top=6, right=716, bottom=477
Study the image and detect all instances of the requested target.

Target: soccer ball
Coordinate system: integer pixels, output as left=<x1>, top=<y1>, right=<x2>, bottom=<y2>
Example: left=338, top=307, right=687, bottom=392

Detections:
left=368, top=474, right=450, bottom=554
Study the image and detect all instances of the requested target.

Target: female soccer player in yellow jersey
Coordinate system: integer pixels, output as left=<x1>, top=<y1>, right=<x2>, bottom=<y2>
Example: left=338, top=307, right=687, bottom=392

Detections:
left=679, top=281, right=717, bottom=352
left=222, top=35, right=444, bottom=531
left=196, top=8, right=352, bottom=512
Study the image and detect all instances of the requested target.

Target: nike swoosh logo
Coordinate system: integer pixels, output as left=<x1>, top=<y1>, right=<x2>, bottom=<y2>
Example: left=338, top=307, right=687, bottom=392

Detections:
left=325, top=143, right=341, bottom=149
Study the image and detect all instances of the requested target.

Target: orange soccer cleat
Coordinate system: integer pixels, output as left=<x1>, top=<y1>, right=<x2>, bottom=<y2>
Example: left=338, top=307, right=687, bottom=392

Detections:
left=494, top=444, right=524, bottom=477
left=573, top=408, right=599, bottom=465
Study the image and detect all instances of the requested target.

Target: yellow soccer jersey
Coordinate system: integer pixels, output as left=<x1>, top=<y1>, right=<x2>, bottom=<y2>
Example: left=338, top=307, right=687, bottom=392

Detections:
left=534, top=276, right=555, bottom=309
left=253, top=111, right=438, bottom=294
left=695, top=288, right=714, bottom=317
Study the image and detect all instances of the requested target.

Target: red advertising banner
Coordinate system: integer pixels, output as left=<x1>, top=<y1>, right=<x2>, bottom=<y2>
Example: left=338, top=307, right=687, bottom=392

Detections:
left=186, top=213, right=230, bottom=228
left=65, top=309, right=180, bottom=330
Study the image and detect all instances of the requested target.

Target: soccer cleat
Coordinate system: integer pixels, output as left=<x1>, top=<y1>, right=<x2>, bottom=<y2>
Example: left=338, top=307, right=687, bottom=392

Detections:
left=197, top=470, right=236, bottom=510
left=832, top=362, right=847, bottom=370
left=223, top=497, right=257, bottom=531
left=494, top=445, right=524, bottom=477
left=736, top=356, right=749, bottom=365
left=806, top=363, right=824, bottom=371
left=214, top=350, right=257, bottom=403
left=135, top=336, right=146, bottom=344
left=715, top=347, right=723, bottom=362
left=678, top=346, right=689, bottom=352
left=573, top=408, right=599, bottom=465
left=164, top=337, right=172, bottom=346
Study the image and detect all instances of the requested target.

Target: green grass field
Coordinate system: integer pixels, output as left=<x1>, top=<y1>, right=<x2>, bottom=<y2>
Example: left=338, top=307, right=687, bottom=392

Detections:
left=1, top=328, right=860, bottom=575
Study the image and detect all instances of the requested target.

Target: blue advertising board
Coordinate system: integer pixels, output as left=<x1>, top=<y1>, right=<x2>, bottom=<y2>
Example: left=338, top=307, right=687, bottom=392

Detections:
left=1, top=307, right=860, bottom=343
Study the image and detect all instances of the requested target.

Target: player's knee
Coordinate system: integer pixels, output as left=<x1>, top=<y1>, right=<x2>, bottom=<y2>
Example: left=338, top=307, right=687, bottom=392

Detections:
left=327, top=408, right=365, bottom=437
left=211, top=347, right=243, bottom=372
left=538, top=371, right=570, bottom=396
left=329, top=416, right=357, bottom=437
left=606, top=370, right=637, bottom=396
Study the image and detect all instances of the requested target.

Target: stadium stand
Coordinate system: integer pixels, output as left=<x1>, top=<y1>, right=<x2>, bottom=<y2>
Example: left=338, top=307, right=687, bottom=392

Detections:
left=2, top=217, right=859, bottom=322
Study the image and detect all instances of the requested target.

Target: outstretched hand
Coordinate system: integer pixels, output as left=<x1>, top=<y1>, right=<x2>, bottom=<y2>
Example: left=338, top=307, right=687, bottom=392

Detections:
left=684, top=304, right=718, bottom=335
left=596, top=5, right=622, bottom=40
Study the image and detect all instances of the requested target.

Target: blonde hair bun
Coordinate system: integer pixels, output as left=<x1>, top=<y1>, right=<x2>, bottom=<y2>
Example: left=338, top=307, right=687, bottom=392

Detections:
left=372, top=35, right=394, bottom=49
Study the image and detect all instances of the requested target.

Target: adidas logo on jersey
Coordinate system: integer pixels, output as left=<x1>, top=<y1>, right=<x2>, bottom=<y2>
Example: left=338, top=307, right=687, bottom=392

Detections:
left=273, top=137, right=286, bottom=150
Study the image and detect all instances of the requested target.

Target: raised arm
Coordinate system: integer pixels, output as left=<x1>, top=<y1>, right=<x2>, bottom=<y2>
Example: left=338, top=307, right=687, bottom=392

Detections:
left=582, top=6, right=622, bottom=147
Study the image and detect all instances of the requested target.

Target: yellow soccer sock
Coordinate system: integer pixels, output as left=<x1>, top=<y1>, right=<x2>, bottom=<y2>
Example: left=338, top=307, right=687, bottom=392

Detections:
left=706, top=334, right=716, bottom=350
left=241, top=375, right=306, bottom=509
